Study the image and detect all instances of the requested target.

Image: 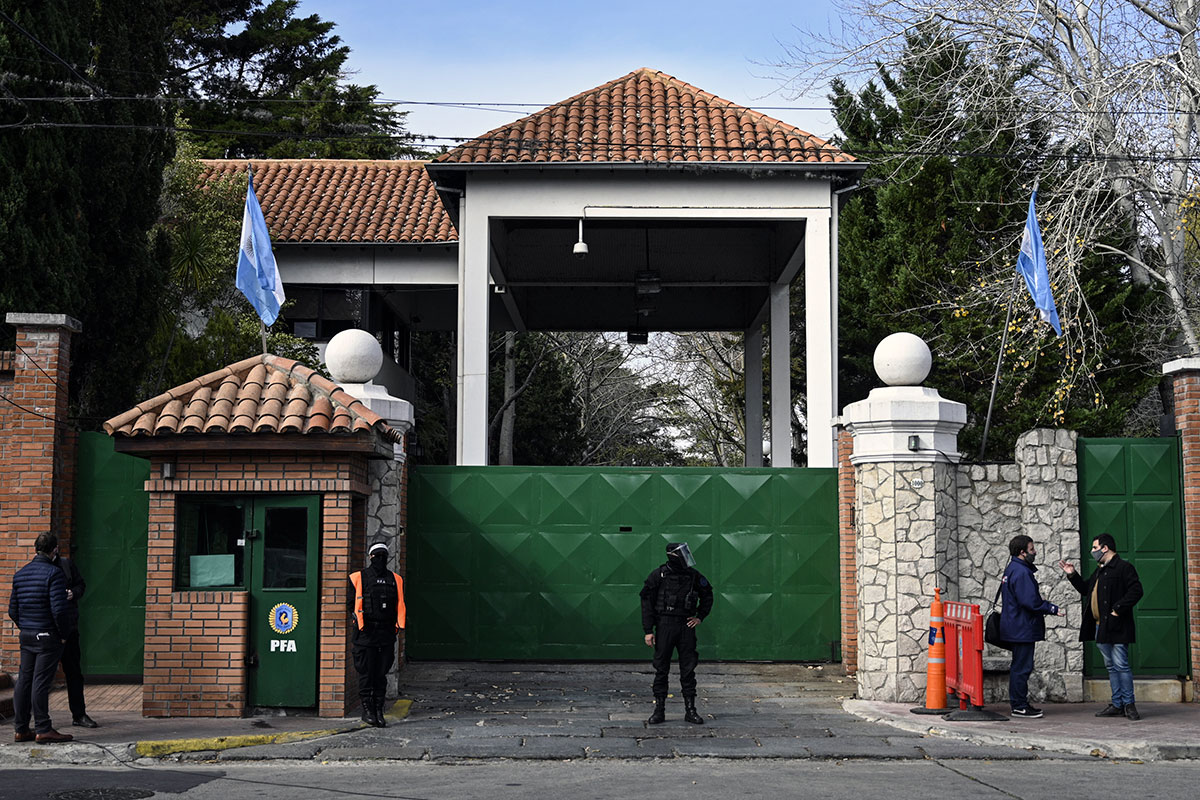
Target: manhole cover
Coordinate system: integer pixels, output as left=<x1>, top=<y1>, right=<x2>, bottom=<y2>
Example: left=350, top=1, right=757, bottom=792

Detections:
left=50, top=790, right=155, bottom=800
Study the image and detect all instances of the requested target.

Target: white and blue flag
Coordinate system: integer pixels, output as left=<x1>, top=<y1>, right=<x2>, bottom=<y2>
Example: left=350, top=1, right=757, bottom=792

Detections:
left=1015, top=188, right=1061, bottom=336
left=236, top=166, right=285, bottom=326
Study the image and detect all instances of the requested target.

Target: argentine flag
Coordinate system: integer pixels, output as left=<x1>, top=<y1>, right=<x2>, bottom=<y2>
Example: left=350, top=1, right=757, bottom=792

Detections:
left=1015, top=189, right=1061, bottom=336
left=236, top=167, right=285, bottom=326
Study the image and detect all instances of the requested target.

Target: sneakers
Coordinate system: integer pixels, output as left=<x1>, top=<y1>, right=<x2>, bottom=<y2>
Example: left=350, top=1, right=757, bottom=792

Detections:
left=34, top=729, right=73, bottom=744
left=1095, top=704, right=1125, bottom=717
left=1010, top=707, right=1044, bottom=719
left=1124, top=702, right=1141, bottom=721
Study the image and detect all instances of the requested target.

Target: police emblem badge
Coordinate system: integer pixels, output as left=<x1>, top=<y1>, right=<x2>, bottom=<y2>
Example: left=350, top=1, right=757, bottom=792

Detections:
left=269, top=602, right=298, bottom=634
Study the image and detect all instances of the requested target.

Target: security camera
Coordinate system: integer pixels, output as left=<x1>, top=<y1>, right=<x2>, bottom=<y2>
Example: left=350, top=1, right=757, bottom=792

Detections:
left=573, top=240, right=589, bottom=259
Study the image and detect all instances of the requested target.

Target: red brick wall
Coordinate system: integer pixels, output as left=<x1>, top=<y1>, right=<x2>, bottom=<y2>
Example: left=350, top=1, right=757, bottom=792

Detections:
left=140, top=450, right=370, bottom=717
left=0, top=320, right=76, bottom=674
left=837, top=427, right=858, bottom=675
left=1170, top=370, right=1200, bottom=699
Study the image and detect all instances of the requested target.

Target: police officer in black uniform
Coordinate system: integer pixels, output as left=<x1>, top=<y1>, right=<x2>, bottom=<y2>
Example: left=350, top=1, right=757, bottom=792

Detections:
left=348, top=539, right=406, bottom=728
left=640, top=542, right=713, bottom=725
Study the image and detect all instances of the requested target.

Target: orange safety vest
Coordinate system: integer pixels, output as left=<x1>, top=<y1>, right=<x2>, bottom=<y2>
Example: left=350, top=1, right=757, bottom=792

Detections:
left=350, top=570, right=406, bottom=632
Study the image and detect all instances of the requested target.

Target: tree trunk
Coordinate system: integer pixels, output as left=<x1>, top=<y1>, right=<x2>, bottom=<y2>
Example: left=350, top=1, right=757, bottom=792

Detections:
left=499, top=331, right=516, bottom=465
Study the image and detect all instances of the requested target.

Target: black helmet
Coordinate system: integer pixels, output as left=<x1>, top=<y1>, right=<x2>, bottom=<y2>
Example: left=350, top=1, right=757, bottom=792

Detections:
left=666, top=542, right=695, bottom=569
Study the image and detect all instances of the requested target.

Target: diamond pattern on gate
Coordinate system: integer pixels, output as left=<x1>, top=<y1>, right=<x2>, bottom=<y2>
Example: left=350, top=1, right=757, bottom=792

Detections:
left=1130, top=500, right=1177, bottom=554
left=776, top=470, right=838, bottom=528
left=717, top=532, right=774, bottom=591
left=1129, top=443, right=1177, bottom=496
left=714, top=592, right=774, bottom=653
left=1080, top=443, right=1126, bottom=496
left=595, top=472, right=654, bottom=526
left=596, top=532, right=652, bottom=585
left=468, top=471, right=538, bottom=526
left=1082, top=500, right=1127, bottom=546
left=413, top=529, right=473, bottom=586
left=532, top=531, right=592, bottom=585
left=778, top=531, right=839, bottom=593
left=537, top=472, right=596, bottom=525
left=655, top=473, right=715, bottom=527
left=716, top=473, right=774, bottom=527
left=537, top=591, right=591, bottom=646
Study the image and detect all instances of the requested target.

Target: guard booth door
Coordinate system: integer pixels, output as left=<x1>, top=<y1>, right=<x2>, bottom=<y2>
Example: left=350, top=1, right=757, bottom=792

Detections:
left=247, top=496, right=320, bottom=708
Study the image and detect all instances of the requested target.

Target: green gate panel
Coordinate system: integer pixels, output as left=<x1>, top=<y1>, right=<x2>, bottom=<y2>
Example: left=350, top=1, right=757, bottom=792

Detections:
left=73, top=432, right=150, bottom=676
left=1078, top=437, right=1188, bottom=677
left=408, top=467, right=839, bottom=661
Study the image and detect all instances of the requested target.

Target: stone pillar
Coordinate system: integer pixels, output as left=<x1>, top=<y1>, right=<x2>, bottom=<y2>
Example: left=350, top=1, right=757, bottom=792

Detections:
left=0, top=313, right=80, bottom=673
left=326, top=329, right=415, bottom=695
left=842, top=333, right=966, bottom=702
left=1164, top=358, right=1200, bottom=699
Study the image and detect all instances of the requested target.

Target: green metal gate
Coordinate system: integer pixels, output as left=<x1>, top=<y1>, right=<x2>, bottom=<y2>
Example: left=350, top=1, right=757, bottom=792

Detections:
left=407, top=467, right=839, bottom=661
left=73, top=432, right=150, bottom=676
left=1078, top=437, right=1188, bottom=676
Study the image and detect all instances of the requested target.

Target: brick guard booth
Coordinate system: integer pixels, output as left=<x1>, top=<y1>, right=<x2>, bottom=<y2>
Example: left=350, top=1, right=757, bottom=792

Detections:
left=104, top=352, right=407, bottom=718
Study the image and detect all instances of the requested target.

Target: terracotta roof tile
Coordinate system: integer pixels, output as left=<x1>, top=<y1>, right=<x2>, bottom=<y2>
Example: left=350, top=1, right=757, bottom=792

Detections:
left=103, top=355, right=396, bottom=442
left=434, top=68, right=853, bottom=166
left=199, top=160, right=456, bottom=244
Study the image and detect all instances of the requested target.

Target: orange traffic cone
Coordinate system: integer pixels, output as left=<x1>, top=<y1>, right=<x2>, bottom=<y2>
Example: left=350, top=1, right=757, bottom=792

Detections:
left=911, top=588, right=948, bottom=715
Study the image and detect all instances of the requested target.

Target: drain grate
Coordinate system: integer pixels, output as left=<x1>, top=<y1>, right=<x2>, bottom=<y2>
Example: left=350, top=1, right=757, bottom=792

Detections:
left=50, top=790, right=155, bottom=800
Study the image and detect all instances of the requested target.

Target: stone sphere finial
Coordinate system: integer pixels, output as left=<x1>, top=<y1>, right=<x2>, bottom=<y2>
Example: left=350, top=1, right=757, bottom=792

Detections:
left=873, top=332, right=932, bottom=386
left=325, top=329, right=383, bottom=384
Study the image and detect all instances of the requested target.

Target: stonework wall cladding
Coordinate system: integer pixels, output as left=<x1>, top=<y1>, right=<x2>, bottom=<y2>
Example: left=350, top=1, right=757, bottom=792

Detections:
left=366, top=447, right=407, bottom=697
left=854, top=428, right=1083, bottom=704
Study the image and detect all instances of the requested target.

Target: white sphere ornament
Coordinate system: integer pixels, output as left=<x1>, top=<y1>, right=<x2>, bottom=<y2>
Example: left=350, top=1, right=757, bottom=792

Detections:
left=873, top=332, right=932, bottom=386
left=325, top=329, right=383, bottom=384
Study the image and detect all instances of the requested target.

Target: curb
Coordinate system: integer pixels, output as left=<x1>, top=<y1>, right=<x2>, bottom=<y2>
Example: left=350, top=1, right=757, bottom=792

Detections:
left=842, top=699, right=1187, bottom=761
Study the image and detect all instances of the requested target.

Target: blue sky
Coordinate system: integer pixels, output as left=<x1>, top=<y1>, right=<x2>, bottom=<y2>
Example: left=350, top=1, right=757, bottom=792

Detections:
left=296, top=0, right=844, bottom=147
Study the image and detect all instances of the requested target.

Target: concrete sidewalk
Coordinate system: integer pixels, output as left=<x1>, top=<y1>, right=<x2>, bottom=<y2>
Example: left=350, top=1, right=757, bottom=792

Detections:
left=847, top=698, right=1200, bottom=761
left=2, top=663, right=1196, bottom=765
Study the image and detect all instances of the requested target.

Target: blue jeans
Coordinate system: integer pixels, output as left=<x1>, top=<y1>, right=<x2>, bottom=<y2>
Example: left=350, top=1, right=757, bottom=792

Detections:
left=1096, top=641, right=1135, bottom=707
left=1008, top=642, right=1035, bottom=711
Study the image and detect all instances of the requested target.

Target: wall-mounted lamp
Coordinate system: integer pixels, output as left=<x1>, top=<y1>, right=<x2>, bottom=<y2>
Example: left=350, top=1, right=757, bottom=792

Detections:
left=162, top=461, right=176, bottom=480
left=572, top=218, right=588, bottom=259
left=907, top=435, right=920, bottom=452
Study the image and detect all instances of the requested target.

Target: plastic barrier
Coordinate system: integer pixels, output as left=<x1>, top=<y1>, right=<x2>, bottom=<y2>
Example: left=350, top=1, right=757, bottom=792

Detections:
left=942, top=600, right=1006, bottom=721
left=911, top=588, right=948, bottom=714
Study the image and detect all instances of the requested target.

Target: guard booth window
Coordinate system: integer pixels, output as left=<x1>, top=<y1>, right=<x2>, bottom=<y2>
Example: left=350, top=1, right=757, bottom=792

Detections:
left=263, top=506, right=308, bottom=589
left=175, top=498, right=246, bottom=589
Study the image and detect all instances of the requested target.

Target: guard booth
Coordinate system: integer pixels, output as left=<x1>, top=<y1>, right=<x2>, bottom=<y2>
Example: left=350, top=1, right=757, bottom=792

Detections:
left=104, top=354, right=403, bottom=718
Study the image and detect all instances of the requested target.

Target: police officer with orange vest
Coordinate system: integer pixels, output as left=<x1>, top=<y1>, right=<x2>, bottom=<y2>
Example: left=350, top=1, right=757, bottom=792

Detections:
left=349, top=539, right=405, bottom=727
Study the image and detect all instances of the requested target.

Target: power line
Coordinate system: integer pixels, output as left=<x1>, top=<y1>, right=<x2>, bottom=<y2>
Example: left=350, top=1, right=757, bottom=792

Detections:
left=0, top=391, right=58, bottom=423
left=0, top=10, right=106, bottom=97
left=5, top=118, right=1200, bottom=165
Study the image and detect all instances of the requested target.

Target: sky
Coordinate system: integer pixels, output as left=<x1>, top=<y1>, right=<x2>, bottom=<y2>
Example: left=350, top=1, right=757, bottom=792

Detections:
left=296, top=0, right=846, bottom=149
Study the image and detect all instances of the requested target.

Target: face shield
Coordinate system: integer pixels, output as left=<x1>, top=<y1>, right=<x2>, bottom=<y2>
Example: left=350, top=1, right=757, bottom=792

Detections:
left=666, top=542, right=696, bottom=569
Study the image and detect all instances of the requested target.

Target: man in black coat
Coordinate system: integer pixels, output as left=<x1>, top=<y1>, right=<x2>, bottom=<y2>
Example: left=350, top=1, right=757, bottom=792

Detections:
left=7, top=533, right=74, bottom=743
left=1059, top=533, right=1145, bottom=720
left=639, top=542, right=713, bottom=725
left=54, top=551, right=98, bottom=728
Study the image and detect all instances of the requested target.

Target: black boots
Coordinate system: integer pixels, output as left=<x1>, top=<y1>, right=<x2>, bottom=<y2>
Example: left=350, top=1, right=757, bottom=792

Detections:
left=684, top=697, right=704, bottom=725
left=647, top=696, right=666, bottom=724
left=375, top=698, right=389, bottom=727
left=361, top=695, right=386, bottom=727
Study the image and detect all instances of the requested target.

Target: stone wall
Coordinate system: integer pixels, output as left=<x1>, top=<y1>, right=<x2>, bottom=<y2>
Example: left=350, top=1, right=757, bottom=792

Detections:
left=953, top=429, right=1083, bottom=703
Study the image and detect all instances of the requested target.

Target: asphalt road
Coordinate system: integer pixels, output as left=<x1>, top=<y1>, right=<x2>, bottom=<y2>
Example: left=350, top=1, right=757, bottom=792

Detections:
left=5, top=758, right=1200, bottom=800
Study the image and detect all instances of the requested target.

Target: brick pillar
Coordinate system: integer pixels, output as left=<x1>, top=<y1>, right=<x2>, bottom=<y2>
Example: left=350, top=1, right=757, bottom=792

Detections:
left=837, top=427, right=858, bottom=675
left=1164, top=359, right=1200, bottom=699
left=0, top=313, right=81, bottom=673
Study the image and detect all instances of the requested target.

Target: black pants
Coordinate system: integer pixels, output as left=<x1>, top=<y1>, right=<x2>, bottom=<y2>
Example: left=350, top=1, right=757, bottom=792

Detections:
left=651, top=616, right=698, bottom=699
left=61, top=630, right=86, bottom=719
left=14, top=631, right=64, bottom=734
left=352, top=641, right=395, bottom=709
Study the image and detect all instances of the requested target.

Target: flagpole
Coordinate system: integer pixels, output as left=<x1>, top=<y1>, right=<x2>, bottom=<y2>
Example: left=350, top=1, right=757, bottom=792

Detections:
left=260, top=320, right=268, bottom=355
left=979, top=274, right=1020, bottom=459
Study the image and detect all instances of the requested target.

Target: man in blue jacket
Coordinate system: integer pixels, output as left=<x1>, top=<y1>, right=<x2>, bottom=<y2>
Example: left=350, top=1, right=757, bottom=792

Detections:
left=7, top=533, right=75, bottom=743
left=999, top=534, right=1063, bottom=719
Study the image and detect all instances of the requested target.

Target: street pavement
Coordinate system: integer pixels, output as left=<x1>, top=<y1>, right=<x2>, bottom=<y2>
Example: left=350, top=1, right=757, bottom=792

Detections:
left=1, top=661, right=1196, bottom=767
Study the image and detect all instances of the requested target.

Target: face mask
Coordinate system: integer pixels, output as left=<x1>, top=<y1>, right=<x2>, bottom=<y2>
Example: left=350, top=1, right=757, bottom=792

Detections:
left=1091, top=548, right=1104, bottom=563
left=1024, top=552, right=1036, bottom=564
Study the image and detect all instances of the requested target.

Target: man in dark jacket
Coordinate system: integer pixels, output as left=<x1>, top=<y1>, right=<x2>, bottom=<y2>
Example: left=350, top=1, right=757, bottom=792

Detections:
left=54, top=551, right=97, bottom=728
left=999, top=534, right=1062, bottom=719
left=639, top=542, right=714, bottom=725
left=1059, top=533, right=1145, bottom=720
left=7, top=533, right=74, bottom=743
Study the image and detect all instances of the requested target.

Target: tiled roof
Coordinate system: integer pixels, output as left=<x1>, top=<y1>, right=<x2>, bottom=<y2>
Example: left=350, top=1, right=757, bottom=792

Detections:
left=200, top=159, right=456, bottom=244
left=434, top=68, right=853, bottom=165
left=103, top=355, right=399, bottom=441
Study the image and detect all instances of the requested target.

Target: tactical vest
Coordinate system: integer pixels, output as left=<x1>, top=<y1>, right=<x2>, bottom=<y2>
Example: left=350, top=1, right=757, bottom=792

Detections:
left=351, top=570, right=406, bottom=632
left=654, top=568, right=699, bottom=617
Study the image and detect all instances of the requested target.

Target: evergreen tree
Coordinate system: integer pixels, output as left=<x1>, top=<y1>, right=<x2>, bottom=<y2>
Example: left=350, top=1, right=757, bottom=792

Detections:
left=833, top=25, right=1160, bottom=458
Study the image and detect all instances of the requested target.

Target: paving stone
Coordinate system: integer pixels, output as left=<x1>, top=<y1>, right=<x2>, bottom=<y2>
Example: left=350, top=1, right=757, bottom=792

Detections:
left=803, top=736, right=921, bottom=759
left=584, top=738, right=678, bottom=759
left=428, top=738, right=526, bottom=760
left=514, top=738, right=588, bottom=759
left=911, top=738, right=1040, bottom=760
left=747, top=738, right=816, bottom=758
left=319, top=745, right=428, bottom=761
left=672, top=738, right=767, bottom=757
left=216, top=742, right=324, bottom=761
